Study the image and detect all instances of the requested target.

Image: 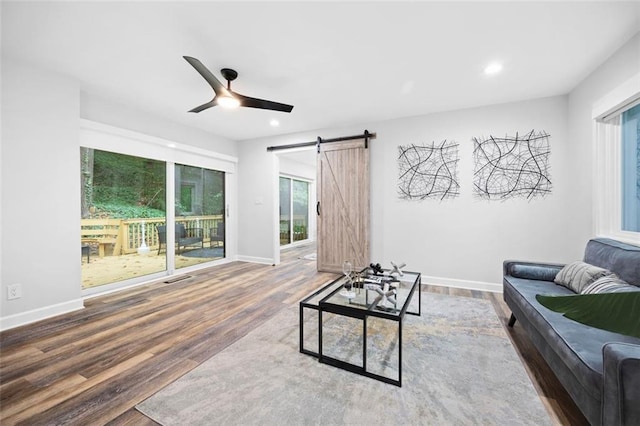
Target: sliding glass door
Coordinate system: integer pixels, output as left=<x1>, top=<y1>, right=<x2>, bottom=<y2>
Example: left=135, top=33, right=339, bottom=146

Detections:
left=81, top=149, right=226, bottom=289
left=279, top=177, right=292, bottom=245
left=80, top=148, right=167, bottom=289
left=279, top=176, right=309, bottom=246
left=174, top=164, right=225, bottom=269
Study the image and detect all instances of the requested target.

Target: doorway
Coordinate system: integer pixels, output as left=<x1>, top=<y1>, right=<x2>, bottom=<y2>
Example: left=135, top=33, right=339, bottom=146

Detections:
left=277, top=149, right=317, bottom=250
left=279, top=176, right=310, bottom=245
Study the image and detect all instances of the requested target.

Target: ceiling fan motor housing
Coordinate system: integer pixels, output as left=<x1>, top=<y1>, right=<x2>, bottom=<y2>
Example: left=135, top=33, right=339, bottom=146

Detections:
left=220, top=68, right=238, bottom=82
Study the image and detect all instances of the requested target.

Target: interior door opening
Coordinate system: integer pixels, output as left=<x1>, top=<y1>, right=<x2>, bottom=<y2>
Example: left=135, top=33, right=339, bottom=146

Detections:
left=279, top=176, right=310, bottom=246
left=276, top=149, right=317, bottom=252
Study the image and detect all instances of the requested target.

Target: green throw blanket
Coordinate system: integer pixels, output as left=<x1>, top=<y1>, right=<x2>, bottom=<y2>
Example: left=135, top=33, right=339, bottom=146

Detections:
left=536, top=292, right=640, bottom=338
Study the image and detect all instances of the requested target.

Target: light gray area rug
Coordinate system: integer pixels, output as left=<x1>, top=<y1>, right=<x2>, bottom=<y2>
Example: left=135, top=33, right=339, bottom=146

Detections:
left=137, top=293, right=550, bottom=425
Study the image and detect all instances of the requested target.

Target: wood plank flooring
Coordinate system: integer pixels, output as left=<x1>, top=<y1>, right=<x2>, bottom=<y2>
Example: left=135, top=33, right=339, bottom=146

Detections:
left=0, top=244, right=586, bottom=425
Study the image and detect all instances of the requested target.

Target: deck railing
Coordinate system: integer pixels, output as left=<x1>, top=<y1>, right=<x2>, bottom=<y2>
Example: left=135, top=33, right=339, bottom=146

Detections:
left=279, top=215, right=309, bottom=245
left=81, top=215, right=224, bottom=256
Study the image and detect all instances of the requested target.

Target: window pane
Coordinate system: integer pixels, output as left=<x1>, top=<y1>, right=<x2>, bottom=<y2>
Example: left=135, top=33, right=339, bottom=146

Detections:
left=175, top=164, right=225, bottom=268
left=280, top=177, right=291, bottom=245
left=622, top=103, right=640, bottom=232
left=280, top=177, right=310, bottom=245
left=180, top=185, right=194, bottom=213
left=80, top=148, right=166, bottom=289
left=292, top=180, right=309, bottom=241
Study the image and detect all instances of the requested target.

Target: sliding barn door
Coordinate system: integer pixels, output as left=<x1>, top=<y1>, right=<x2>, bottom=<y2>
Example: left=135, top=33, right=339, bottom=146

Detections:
left=317, top=139, right=370, bottom=273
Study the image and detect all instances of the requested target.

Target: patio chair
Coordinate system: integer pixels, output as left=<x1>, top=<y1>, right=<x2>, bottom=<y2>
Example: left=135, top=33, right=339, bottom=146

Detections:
left=157, top=223, right=204, bottom=255
left=81, top=245, right=90, bottom=263
left=209, top=222, right=225, bottom=248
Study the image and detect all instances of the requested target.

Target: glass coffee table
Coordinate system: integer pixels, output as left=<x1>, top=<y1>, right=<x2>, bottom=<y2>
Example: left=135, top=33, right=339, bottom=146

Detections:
left=299, top=269, right=421, bottom=386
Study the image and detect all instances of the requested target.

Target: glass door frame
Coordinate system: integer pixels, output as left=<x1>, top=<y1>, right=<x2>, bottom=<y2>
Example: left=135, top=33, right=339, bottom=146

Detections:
left=80, top=119, right=237, bottom=297
left=279, top=174, right=312, bottom=248
left=173, top=163, right=227, bottom=270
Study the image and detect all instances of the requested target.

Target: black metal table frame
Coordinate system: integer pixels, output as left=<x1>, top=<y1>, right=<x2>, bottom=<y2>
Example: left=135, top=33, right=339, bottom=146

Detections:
left=299, top=270, right=421, bottom=387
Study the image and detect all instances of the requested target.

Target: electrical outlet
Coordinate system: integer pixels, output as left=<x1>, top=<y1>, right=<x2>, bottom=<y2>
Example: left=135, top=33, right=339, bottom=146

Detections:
left=7, top=284, right=22, bottom=300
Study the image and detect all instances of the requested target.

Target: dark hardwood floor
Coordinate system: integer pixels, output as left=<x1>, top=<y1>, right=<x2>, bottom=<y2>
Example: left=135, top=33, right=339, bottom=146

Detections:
left=0, top=244, right=586, bottom=425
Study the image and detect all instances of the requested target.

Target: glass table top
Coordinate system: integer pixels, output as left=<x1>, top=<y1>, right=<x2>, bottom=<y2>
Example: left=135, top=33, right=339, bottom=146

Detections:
left=319, top=271, right=421, bottom=318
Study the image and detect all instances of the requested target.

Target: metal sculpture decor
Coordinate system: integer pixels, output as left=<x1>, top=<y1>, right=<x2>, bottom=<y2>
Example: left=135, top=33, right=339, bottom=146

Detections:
left=473, top=130, right=552, bottom=201
left=398, top=140, right=460, bottom=200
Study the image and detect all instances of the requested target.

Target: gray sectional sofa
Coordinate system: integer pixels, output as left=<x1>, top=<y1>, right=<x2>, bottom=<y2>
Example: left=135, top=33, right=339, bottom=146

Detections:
left=503, top=238, right=640, bottom=425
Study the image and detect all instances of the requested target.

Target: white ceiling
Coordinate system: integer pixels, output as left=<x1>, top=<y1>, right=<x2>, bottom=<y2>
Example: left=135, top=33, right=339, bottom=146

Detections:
left=2, top=1, right=639, bottom=142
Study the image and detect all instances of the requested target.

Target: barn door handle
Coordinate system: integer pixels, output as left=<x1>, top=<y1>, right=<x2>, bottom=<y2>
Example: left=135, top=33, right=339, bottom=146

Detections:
left=316, top=201, right=321, bottom=216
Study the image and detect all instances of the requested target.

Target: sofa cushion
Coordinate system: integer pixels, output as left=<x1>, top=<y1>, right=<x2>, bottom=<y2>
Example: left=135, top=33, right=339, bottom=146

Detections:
left=582, top=275, right=640, bottom=294
left=503, top=275, right=640, bottom=401
left=554, top=261, right=613, bottom=293
left=584, top=238, right=640, bottom=286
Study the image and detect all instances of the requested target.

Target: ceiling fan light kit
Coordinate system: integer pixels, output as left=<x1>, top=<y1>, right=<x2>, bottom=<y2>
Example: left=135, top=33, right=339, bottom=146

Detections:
left=183, top=56, right=294, bottom=114
left=217, top=95, right=240, bottom=109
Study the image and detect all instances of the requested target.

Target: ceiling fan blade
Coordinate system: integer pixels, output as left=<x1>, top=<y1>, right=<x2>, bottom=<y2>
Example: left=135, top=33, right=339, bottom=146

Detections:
left=183, top=56, right=229, bottom=96
left=234, top=92, right=294, bottom=113
left=188, top=99, right=218, bottom=113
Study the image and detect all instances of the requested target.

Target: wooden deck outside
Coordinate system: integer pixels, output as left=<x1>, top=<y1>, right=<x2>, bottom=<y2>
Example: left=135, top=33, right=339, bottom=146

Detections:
left=81, top=215, right=224, bottom=257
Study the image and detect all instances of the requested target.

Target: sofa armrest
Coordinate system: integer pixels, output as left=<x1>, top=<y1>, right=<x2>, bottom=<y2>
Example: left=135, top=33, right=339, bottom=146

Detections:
left=503, top=260, right=565, bottom=281
left=602, top=342, right=640, bottom=425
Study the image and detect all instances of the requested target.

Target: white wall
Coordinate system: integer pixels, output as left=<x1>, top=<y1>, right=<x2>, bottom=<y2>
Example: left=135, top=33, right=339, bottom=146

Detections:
left=81, top=93, right=238, bottom=158
left=1, top=57, right=84, bottom=327
left=568, top=31, right=640, bottom=238
left=0, top=59, right=239, bottom=329
left=376, top=96, right=573, bottom=289
left=236, top=139, right=278, bottom=263
left=237, top=34, right=639, bottom=289
left=239, top=97, right=576, bottom=290
left=279, top=156, right=315, bottom=180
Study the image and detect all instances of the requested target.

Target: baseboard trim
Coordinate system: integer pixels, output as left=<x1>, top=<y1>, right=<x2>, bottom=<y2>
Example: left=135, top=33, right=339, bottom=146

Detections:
left=422, top=275, right=502, bottom=293
left=236, top=255, right=275, bottom=265
left=0, top=299, right=85, bottom=331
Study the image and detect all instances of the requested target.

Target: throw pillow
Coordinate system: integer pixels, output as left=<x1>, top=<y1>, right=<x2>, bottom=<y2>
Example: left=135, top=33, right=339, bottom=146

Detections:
left=554, top=261, right=613, bottom=293
left=581, top=275, right=640, bottom=294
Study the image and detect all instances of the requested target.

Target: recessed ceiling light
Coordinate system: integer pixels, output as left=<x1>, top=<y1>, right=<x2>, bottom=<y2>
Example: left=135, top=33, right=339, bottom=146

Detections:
left=270, top=119, right=280, bottom=127
left=167, top=143, right=176, bottom=148
left=484, top=62, right=503, bottom=75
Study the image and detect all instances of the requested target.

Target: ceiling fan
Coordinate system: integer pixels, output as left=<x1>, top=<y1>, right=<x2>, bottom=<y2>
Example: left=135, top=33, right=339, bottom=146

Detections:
left=183, top=56, right=294, bottom=114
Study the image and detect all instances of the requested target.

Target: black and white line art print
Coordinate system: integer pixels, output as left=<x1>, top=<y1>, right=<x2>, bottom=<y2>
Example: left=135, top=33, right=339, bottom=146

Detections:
left=398, top=140, right=460, bottom=200
left=473, top=129, right=552, bottom=201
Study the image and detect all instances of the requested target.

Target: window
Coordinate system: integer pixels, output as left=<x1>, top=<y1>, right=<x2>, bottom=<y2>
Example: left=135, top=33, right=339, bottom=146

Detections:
left=80, top=148, right=167, bottom=289
left=80, top=152, right=228, bottom=289
left=621, top=103, right=640, bottom=232
left=279, top=176, right=310, bottom=246
left=175, top=164, right=225, bottom=268
left=593, top=73, right=640, bottom=243
left=279, top=177, right=292, bottom=245
left=292, top=180, right=310, bottom=242
left=180, top=184, right=195, bottom=213
left=80, top=120, right=237, bottom=295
